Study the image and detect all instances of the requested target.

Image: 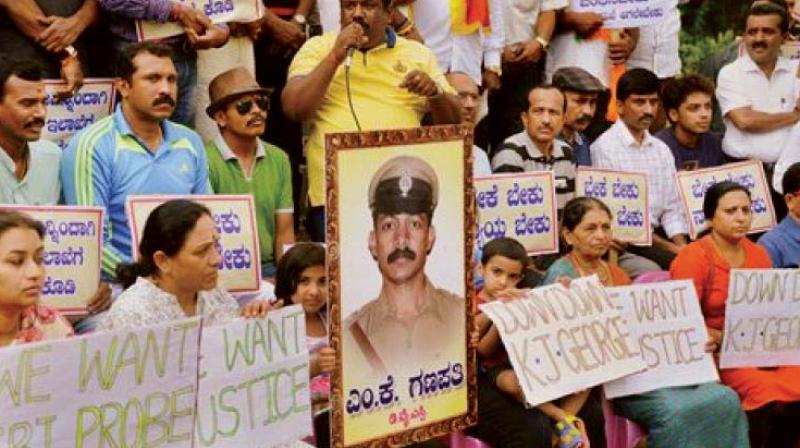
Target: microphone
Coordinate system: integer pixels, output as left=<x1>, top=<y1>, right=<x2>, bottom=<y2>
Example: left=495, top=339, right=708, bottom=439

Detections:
left=345, top=47, right=356, bottom=68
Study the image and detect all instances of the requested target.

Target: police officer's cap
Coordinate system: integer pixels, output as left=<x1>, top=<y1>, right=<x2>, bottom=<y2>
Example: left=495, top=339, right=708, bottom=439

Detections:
left=368, top=155, right=439, bottom=216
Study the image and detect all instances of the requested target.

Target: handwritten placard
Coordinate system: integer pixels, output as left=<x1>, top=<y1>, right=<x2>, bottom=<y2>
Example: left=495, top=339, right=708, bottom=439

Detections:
left=126, top=195, right=261, bottom=292
left=196, top=305, right=313, bottom=446
left=0, top=317, right=201, bottom=448
left=603, top=280, right=719, bottom=398
left=576, top=167, right=651, bottom=245
left=474, top=172, right=558, bottom=255
left=675, top=160, right=776, bottom=239
left=720, top=269, right=800, bottom=369
left=480, top=276, right=644, bottom=407
left=42, top=79, right=116, bottom=151
left=1, top=205, right=103, bottom=316
left=136, top=0, right=262, bottom=41
left=573, top=0, right=670, bottom=28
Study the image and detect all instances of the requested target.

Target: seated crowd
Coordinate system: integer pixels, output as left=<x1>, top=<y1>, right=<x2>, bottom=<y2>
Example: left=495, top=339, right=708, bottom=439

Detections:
left=2, top=0, right=800, bottom=447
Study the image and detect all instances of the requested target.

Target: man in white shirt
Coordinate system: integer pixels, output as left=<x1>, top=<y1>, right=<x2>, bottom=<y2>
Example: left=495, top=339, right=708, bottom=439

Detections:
left=626, top=0, right=682, bottom=80
left=718, top=2, right=799, bottom=220
left=592, top=68, right=688, bottom=269
left=485, top=0, right=566, bottom=149
left=409, top=0, right=505, bottom=89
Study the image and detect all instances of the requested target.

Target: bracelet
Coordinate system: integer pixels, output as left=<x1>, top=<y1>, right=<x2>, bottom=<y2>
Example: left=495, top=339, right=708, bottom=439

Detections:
left=535, top=35, right=550, bottom=52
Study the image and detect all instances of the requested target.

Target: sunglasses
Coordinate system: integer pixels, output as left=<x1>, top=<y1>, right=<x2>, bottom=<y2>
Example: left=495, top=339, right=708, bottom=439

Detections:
left=234, top=96, right=269, bottom=115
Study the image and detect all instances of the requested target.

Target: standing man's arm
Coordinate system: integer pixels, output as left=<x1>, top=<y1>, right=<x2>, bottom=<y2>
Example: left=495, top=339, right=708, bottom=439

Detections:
left=535, top=8, right=558, bottom=44
left=282, top=22, right=366, bottom=122
left=37, top=0, right=99, bottom=53
left=97, top=0, right=211, bottom=32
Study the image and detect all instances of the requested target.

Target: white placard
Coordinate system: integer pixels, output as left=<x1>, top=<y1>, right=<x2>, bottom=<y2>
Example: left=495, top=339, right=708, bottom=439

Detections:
left=480, top=276, right=645, bottom=407
left=603, top=280, right=719, bottom=398
left=42, top=79, right=116, bottom=151
left=720, top=269, right=800, bottom=369
left=195, top=305, right=313, bottom=446
left=573, top=0, right=670, bottom=28
left=0, top=317, right=201, bottom=447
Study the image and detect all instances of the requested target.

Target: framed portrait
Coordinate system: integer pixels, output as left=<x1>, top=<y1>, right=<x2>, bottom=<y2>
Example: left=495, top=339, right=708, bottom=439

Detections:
left=326, top=125, right=477, bottom=447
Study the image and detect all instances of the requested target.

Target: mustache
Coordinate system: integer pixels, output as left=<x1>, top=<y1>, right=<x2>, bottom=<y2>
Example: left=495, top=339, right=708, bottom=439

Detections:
left=640, top=114, right=654, bottom=121
left=576, top=114, right=593, bottom=123
left=246, top=115, right=266, bottom=127
left=387, top=247, right=416, bottom=263
left=24, top=118, right=45, bottom=128
left=153, top=95, right=176, bottom=107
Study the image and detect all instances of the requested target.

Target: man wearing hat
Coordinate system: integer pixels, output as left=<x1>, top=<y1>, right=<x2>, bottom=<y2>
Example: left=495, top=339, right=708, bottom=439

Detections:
left=552, top=66, right=606, bottom=167
left=205, top=67, right=294, bottom=277
left=343, top=155, right=464, bottom=380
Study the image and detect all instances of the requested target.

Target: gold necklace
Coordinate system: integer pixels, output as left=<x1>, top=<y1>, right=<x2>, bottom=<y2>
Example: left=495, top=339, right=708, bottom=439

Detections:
left=569, top=252, right=612, bottom=286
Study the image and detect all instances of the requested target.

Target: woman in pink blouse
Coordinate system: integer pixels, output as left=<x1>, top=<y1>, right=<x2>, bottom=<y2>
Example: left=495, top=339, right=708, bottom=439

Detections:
left=0, top=210, right=73, bottom=347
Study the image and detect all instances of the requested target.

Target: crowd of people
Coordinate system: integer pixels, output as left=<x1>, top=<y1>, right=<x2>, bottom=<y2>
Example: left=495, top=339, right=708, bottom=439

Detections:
left=2, top=0, right=800, bottom=447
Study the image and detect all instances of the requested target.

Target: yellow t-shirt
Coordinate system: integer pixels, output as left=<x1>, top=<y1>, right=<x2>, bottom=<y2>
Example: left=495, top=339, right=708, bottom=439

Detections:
left=287, top=32, right=454, bottom=207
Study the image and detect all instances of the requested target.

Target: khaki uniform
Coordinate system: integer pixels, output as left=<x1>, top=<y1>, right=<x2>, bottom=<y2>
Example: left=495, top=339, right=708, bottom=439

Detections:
left=343, top=278, right=466, bottom=385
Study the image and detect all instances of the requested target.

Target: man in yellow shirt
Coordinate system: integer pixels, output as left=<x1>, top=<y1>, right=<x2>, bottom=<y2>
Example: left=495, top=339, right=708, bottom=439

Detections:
left=283, top=0, right=462, bottom=241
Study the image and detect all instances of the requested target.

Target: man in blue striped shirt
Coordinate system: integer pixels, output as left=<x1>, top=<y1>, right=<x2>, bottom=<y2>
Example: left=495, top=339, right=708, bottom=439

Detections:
left=61, top=41, right=208, bottom=317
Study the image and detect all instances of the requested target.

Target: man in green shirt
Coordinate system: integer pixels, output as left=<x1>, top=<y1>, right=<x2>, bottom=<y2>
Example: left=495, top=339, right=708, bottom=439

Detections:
left=205, top=67, right=295, bottom=278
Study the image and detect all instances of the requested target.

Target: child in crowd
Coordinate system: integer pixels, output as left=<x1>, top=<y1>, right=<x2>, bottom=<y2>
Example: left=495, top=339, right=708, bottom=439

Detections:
left=473, top=237, right=599, bottom=448
left=275, top=243, right=334, bottom=448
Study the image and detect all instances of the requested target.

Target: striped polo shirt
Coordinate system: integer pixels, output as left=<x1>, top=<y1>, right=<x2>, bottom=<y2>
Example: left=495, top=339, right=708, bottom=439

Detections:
left=491, top=131, right=576, bottom=212
left=61, top=105, right=209, bottom=279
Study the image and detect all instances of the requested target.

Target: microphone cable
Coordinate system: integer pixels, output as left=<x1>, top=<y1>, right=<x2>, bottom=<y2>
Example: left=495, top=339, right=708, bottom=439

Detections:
left=345, top=48, right=362, bottom=132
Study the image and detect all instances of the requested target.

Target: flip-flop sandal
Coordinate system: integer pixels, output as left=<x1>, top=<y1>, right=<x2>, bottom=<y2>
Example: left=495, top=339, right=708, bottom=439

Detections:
left=555, top=415, right=585, bottom=448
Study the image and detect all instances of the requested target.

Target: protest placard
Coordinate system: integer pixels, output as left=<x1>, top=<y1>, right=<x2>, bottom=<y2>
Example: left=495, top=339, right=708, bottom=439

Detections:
left=195, top=305, right=313, bottom=446
left=603, top=280, right=718, bottom=398
left=0, top=317, right=202, bottom=448
left=480, top=275, right=644, bottom=407
left=474, top=172, right=558, bottom=255
left=782, top=41, right=800, bottom=60
left=720, top=269, right=800, bottom=369
left=42, top=79, right=116, bottom=151
left=576, top=167, right=651, bottom=245
left=572, top=0, right=670, bottom=28
left=127, top=194, right=261, bottom=293
left=675, top=160, right=776, bottom=239
left=327, top=126, right=476, bottom=447
left=136, top=0, right=262, bottom=41
left=2, top=205, right=103, bottom=315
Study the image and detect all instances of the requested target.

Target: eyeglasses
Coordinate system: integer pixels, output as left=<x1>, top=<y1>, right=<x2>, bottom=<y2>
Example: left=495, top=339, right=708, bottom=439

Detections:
left=234, top=96, right=269, bottom=115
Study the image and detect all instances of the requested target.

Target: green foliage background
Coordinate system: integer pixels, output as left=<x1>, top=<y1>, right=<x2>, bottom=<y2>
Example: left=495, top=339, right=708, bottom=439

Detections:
left=679, top=0, right=752, bottom=74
